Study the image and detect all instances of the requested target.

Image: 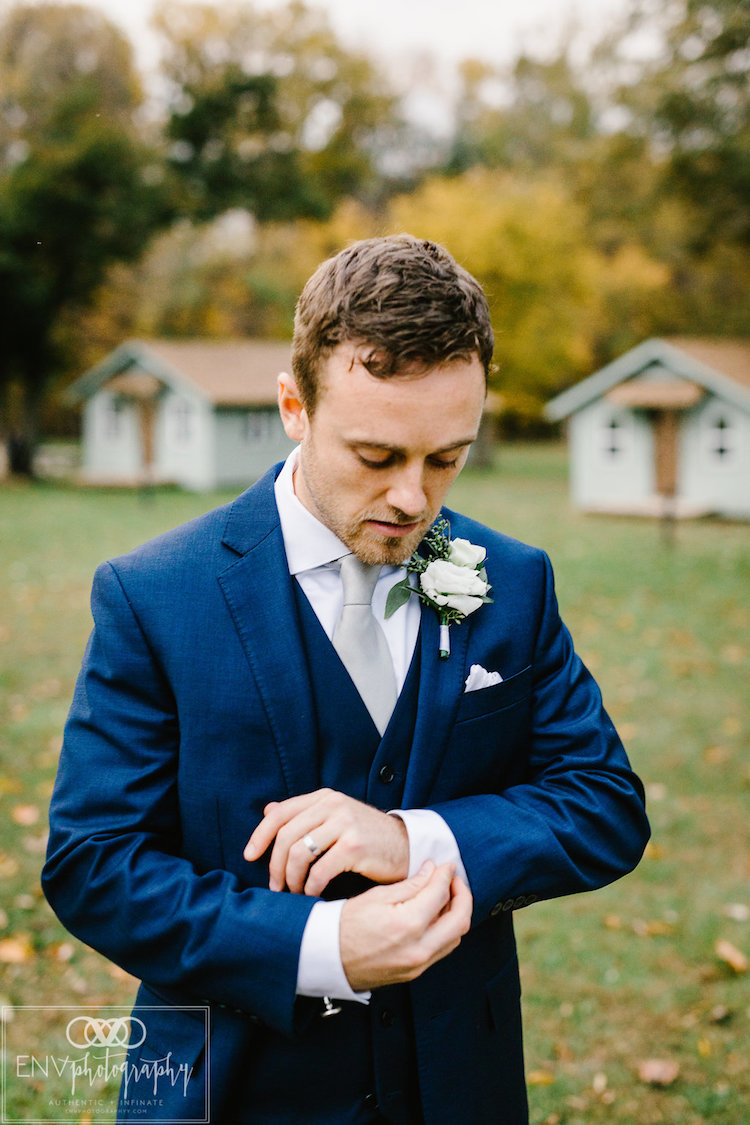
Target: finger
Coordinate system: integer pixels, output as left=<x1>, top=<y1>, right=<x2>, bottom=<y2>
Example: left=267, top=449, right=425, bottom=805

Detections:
left=302, top=840, right=354, bottom=897
left=398, top=862, right=455, bottom=923
left=267, top=806, right=348, bottom=891
left=243, top=792, right=324, bottom=861
left=413, top=877, right=473, bottom=968
left=281, top=822, right=342, bottom=894
left=351, top=860, right=435, bottom=909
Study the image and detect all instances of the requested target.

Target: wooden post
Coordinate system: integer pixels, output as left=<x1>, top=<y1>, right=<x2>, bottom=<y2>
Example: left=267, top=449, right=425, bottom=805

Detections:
left=653, top=409, right=679, bottom=544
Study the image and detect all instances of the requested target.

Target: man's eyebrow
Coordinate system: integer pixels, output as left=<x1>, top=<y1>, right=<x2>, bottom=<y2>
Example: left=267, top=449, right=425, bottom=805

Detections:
left=349, top=437, right=478, bottom=455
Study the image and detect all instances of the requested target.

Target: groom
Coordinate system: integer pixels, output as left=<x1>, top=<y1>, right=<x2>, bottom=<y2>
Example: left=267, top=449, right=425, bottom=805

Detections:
left=44, top=235, right=649, bottom=1124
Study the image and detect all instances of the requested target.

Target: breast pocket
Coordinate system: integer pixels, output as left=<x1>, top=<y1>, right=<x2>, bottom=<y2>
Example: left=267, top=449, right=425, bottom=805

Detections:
left=455, top=665, right=532, bottom=724
left=434, top=666, right=534, bottom=795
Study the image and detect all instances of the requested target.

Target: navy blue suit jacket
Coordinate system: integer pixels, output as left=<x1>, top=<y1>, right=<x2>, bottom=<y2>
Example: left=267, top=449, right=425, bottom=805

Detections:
left=43, top=464, right=649, bottom=1123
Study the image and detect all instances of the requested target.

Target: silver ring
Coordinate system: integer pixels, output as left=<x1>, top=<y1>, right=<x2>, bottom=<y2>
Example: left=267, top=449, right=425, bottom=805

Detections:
left=302, top=834, right=320, bottom=856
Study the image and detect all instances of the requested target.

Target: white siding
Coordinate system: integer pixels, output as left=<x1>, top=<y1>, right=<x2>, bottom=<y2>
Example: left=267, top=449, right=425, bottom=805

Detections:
left=212, top=408, right=294, bottom=489
left=81, top=393, right=142, bottom=481
left=679, top=398, right=750, bottom=517
left=569, top=401, right=653, bottom=510
left=156, top=391, right=215, bottom=490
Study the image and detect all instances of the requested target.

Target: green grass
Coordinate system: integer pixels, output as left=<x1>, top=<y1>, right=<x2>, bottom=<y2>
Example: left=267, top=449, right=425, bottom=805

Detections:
left=1, top=445, right=748, bottom=1123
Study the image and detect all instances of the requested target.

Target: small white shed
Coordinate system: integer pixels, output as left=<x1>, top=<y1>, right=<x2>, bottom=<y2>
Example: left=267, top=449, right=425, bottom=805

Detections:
left=68, top=338, right=295, bottom=491
left=545, top=337, right=750, bottom=519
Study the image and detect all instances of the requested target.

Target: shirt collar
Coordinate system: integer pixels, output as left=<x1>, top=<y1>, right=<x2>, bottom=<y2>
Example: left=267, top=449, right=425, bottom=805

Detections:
left=274, top=447, right=350, bottom=576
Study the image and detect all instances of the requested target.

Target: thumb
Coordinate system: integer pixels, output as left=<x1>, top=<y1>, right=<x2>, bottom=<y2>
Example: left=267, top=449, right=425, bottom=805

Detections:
left=378, top=860, right=446, bottom=904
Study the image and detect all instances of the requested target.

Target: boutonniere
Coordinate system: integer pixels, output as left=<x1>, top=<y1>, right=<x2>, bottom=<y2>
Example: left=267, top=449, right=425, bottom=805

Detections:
left=385, top=518, right=492, bottom=659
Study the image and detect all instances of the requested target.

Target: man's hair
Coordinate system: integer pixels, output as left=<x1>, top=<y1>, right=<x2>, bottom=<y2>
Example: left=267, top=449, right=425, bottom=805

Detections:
left=291, top=234, right=494, bottom=413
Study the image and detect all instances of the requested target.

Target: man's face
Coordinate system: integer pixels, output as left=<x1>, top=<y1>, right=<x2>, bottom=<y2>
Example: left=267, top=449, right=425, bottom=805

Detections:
left=279, top=343, right=486, bottom=565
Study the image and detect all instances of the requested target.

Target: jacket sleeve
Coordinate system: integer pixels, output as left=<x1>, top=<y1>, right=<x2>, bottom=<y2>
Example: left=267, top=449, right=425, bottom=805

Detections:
left=431, top=550, right=650, bottom=923
left=42, top=560, right=316, bottom=1036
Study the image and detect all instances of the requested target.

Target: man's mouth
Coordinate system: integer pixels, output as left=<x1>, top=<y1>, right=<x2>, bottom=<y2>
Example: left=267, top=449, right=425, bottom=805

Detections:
left=366, top=518, right=422, bottom=538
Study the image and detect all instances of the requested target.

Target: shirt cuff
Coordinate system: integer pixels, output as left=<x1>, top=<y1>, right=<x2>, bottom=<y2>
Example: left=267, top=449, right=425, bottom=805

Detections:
left=389, top=808, right=470, bottom=887
left=296, top=899, right=370, bottom=1004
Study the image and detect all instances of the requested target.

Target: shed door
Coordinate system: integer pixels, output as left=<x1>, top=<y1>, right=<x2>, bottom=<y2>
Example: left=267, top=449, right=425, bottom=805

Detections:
left=653, top=409, right=679, bottom=496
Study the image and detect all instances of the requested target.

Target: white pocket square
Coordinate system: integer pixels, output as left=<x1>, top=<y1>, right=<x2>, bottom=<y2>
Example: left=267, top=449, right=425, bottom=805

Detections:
left=464, top=664, right=504, bottom=693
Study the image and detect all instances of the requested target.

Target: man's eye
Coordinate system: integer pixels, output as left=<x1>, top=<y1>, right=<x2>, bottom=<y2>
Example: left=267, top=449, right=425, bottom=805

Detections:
left=430, top=456, right=459, bottom=470
left=357, top=453, right=393, bottom=468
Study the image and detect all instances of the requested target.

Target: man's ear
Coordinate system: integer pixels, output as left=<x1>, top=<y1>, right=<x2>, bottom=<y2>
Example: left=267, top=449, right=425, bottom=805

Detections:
left=277, top=372, right=308, bottom=441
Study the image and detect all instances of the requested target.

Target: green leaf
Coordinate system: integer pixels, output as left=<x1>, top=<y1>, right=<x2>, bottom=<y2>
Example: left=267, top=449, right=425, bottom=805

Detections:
left=385, top=578, right=414, bottom=618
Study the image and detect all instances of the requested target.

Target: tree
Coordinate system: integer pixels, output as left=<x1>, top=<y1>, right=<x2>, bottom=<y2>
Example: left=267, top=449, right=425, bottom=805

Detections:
left=389, top=169, right=606, bottom=425
left=622, top=0, right=750, bottom=249
left=154, top=0, right=402, bottom=223
left=0, top=3, right=171, bottom=473
left=447, top=50, right=598, bottom=177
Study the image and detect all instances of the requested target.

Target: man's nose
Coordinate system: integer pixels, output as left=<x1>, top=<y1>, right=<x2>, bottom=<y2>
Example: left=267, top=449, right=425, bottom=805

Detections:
left=386, top=466, right=427, bottom=517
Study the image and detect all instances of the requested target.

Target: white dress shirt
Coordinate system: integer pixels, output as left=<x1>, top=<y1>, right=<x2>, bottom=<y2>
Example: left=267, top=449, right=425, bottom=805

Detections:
left=274, top=448, right=467, bottom=1003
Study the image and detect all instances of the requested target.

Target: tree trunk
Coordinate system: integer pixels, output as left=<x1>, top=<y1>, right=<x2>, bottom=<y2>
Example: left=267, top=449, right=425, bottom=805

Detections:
left=2, top=374, right=43, bottom=478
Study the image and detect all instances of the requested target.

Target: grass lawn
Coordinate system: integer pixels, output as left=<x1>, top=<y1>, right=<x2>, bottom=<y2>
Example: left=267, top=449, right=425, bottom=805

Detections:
left=1, top=443, right=748, bottom=1123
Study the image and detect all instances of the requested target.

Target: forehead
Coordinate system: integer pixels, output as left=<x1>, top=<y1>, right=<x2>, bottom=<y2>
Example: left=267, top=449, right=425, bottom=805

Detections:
left=314, top=343, right=486, bottom=423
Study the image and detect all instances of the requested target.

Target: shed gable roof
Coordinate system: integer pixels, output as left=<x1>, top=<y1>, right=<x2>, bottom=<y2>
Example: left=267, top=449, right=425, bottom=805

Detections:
left=545, top=337, right=750, bottom=421
left=68, top=338, right=292, bottom=408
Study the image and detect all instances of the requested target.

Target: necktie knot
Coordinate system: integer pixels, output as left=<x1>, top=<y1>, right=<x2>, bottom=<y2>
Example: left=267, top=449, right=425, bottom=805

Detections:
left=339, top=553, right=381, bottom=606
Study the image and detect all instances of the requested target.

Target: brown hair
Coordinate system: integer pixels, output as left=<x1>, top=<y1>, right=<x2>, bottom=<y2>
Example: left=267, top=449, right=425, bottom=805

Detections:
left=291, top=234, right=494, bottom=413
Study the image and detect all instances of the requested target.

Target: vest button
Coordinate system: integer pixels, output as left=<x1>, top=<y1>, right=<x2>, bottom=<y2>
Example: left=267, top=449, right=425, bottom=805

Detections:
left=378, top=764, right=395, bottom=784
left=379, top=1008, right=395, bottom=1027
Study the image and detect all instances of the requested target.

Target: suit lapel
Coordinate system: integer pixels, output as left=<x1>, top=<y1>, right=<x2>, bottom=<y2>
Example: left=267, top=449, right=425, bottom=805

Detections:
left=217, top=468, right=319, bottom=799
left=402, top=603, right=470, bottom=808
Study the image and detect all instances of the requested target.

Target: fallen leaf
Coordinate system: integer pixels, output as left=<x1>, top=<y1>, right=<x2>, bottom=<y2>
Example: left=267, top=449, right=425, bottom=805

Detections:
left=697, top=1037, right=712, bottom=1057
left=603, top=914, right=622, bottom=930
left=632, top=918, right=674, bottom=937
left=592, top=1072, right=608, bottom=1095
left=722, top=903, right=750, bottom=922
left=21, top=832, right=48, bottom=855
left=638, top=1059, right=680, bottom=1086
left=527, top=1070, right=555, bottom=1086
left=11, top=804, right=39, bottom=827
left=0, top=935, right=32, bottom=964
left=715, top=939, right=749, bottom=973
left=704, top=745, right=730, bottom=765
left=0, top=854, right=20, bottom=879
left=108, top=964, right=139, bottom=985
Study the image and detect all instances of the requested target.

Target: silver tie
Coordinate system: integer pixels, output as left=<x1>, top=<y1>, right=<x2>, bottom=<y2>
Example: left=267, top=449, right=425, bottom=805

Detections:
left=332, top=554, right=397, bottom=736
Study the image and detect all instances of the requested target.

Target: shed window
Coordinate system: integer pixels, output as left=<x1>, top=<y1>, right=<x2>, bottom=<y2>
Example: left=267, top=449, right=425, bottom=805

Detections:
left=706, top=414, right=736, bottom=464
left=600, top=413, right=630, bottom=458
left=244, top=411, right=273, bottom=442
left=173, top=400, right=193, bottom=442
left=105, top=398, right=124, bottom=438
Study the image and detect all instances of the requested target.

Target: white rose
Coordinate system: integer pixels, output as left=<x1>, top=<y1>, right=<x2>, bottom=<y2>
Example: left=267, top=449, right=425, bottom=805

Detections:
left=448, top=538, right=486, bottom=569
left=420, top=559, right=489, bottom=616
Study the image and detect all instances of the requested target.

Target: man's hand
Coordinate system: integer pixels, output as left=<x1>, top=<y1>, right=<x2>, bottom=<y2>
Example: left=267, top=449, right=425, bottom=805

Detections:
left=339, top=861, right=473, bottom=992
left=243, top=788, right=409, bottom=896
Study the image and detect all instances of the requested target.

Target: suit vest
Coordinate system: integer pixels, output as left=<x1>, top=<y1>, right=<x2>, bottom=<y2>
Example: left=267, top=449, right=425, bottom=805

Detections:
left=227, top=583, right=423, bottom=1125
